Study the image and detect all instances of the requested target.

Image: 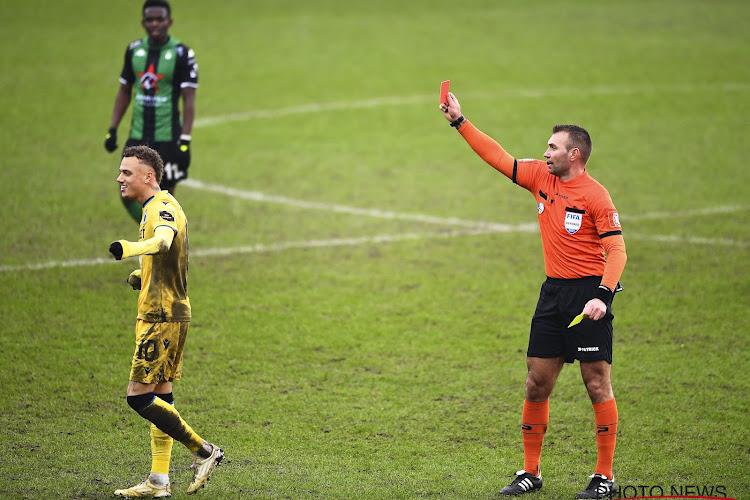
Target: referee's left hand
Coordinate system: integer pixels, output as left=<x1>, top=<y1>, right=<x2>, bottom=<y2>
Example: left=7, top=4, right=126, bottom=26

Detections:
left=581, top=299, right=607, bottom=321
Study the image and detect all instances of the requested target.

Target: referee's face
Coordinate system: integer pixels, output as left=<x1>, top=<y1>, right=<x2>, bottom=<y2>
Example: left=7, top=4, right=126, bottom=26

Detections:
left=544, top=131, right=573, bottom=178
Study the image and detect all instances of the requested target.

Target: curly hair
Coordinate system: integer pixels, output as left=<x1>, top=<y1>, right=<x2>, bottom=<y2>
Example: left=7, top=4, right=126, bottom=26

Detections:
left=122, top=145, right=164, bottom=184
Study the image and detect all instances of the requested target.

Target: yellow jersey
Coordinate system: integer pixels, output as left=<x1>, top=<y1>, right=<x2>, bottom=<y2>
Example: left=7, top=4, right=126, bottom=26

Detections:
left=136, top=191, right=191, bottom=322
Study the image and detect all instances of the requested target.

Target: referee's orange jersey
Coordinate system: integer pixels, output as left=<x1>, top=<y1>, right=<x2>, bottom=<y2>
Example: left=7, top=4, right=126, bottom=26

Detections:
left=458, top=121, right=626, bottom=291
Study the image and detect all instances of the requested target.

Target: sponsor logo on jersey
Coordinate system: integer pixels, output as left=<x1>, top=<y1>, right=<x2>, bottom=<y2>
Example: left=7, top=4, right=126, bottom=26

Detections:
left=138, top=63, right=165, bottom=93
left=565, top=212, right=582, bottom=234
left=159, top=211, right=175, bottom=222
left=135, top=94, right=168, bottom=107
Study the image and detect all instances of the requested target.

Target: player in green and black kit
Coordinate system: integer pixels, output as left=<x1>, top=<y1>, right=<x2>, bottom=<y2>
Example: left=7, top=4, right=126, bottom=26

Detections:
left=104, top=0, right=198, bottom=223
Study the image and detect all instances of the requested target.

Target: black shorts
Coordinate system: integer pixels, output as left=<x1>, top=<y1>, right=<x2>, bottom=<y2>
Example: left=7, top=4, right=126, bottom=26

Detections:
left=124, top=139, right=189, bottom=190
left=527, top=276, right=615, bottom=364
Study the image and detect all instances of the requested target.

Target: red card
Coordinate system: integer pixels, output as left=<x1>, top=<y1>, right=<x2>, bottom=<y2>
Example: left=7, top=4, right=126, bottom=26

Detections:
left=439, top=80, right=450, bottom=104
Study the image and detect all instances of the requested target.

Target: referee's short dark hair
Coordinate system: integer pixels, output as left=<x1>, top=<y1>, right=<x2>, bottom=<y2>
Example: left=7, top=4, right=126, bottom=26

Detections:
left=143, top=0, right=171, bottom=17
left=123, top=145, right=165, bottom=184
left=553, top=124, right=593, bottom=164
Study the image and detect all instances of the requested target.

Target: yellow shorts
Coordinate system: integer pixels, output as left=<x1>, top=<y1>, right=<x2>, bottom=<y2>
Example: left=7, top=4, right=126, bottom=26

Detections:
left=130, top=319, right=189, bottom=384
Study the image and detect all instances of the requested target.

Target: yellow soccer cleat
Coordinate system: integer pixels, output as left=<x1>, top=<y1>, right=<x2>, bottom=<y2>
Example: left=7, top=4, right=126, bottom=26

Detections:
left=186, top=444, right=224, bottom=494
left=114, top=478, right=171, bottom=498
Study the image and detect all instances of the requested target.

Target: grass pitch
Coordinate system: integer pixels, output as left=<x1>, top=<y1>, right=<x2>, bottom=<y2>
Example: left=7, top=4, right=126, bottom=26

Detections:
left=1, top=0, right=749, bottom=498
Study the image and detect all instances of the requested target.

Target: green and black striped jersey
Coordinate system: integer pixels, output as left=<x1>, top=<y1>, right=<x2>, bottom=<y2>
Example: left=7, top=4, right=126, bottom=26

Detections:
left=119, top=37, right=198, bottom=143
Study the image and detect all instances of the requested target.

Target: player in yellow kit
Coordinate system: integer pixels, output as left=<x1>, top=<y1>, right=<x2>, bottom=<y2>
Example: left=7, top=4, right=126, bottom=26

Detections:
left=109, top=145, right=223, bottom=497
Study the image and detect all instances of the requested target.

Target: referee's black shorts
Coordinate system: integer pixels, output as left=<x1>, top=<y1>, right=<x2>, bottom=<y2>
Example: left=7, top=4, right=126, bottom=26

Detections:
left=527, top=276, right=615, bottom=364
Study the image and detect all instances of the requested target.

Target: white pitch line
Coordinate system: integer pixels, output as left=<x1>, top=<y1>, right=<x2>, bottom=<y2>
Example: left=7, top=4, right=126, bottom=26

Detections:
left=194, top=95, right=434, bottom=128
left=194, top=82, right=750, bottom=128
left=628, top=233, right=748, bottom=248
left=192, top=228, right=498, bottom=257
left=3, top=179, right=748, bottom=273
left=0, top=228, right=499, bottom=273
left=2, top=225, right=745, bottom=274
left=1, top=225, right=746, bottom=274
left=622, top=204, right=750, bottom=220
left=0, top=257, right=115, bottom=272
left=183, top=178, right=750, bottom=228
left=181, top=178, right=538, bottom=232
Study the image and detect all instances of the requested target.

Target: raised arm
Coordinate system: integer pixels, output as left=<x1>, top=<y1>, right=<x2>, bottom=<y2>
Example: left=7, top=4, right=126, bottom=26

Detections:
left=440, top=92, right=516, bottom=180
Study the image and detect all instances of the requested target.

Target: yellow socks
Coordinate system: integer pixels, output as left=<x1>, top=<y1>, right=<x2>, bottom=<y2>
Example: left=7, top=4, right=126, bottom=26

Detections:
left=150, top=424, right=173, bottom=475
left=138, top=394, right=204, bottom=454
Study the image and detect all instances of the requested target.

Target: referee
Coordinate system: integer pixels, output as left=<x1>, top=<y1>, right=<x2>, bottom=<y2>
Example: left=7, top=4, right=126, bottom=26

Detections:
left=440, top=92, right=627, bottom=499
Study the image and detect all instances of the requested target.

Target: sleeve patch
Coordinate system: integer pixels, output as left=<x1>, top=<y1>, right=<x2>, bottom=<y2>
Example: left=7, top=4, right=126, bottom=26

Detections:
left=608, top=211, right=621, bottom=228
left=159, top=211, right=175, bottom=222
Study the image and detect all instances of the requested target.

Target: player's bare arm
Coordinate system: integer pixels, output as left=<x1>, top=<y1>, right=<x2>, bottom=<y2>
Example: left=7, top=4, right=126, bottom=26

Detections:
left=181, top=86, right=196, bottom=136
left=104, top=83, right=134, bottom=152
left=109, top=83, right=133, bottom=130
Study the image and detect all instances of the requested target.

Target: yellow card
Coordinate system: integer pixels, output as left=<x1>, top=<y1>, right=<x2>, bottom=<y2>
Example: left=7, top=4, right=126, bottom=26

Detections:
left=568, top=313, right=587, bottom=328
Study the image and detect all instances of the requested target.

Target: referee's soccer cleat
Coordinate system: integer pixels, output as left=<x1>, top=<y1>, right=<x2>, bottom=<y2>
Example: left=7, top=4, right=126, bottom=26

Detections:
left=575, top=473, right=617, bottom=499
left=186, top=443, right=224, bottom=494
left=499, top=469, right=543, bottom=496
left=114, top=477, right=171, bottom=498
